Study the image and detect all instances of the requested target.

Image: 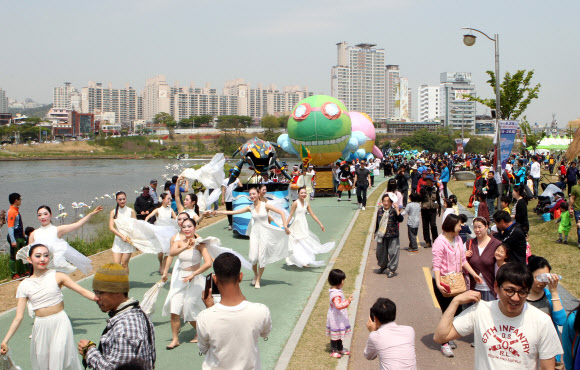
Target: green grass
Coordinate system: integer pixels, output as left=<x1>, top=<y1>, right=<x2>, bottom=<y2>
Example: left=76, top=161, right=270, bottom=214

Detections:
left=0, top=254, right=10, bottom=281
left=288, top=180, right=389, bottom=370
left=448, top=174, right=580, bottom=298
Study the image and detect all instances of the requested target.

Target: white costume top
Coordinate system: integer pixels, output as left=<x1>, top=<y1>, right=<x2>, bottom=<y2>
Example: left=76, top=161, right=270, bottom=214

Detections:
left=155, top=206, right=176, bottom=227
left=248, top=203, right=290, bottom=267
left=16, top=224, right=92, bottom=275
left=112, top=206, right=136, bottom=254
left=16, top=270, right=63, bottom=312
left=286, top=200, right=335, bottom=268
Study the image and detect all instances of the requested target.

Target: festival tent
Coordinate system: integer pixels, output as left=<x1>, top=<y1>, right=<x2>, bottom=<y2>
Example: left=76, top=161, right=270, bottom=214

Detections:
left=527, top=134, right=571, bottom=151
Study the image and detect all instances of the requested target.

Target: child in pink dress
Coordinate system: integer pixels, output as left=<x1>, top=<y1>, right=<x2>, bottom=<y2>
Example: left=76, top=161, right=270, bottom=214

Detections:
left=326, top=269, right=353, bottom=358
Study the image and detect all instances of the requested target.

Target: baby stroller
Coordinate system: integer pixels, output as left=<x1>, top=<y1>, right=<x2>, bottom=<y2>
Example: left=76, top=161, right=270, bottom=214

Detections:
left=534, top=184, right=560, bottom=215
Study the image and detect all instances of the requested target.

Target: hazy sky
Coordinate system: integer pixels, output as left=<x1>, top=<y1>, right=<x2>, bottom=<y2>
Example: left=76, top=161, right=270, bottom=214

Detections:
left=3, top=0, right=579, bottom=126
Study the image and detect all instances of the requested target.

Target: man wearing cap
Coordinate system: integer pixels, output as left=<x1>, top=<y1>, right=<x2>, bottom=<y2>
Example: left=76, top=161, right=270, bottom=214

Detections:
left=134, top=186, right=156, bottom=222
left=222, top=170, right=243, bottom=231
left=149, top=180, right=159, bottom=205
left=416, top=171, right=428, bottom=194
left=420, top=174, right=441, bottom=248
left=78, top=263, right=156, bottom=369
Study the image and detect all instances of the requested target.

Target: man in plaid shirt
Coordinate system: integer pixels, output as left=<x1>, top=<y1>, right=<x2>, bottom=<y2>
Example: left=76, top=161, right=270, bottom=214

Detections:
left=78, top=263, right=156, bottom=369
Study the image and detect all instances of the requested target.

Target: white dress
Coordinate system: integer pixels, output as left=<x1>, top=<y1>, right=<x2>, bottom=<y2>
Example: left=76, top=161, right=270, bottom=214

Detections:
left=113, top=206, right=176, bottom=254
left=286, top=200, right=335, bottom=268
left=112, top=206, right=136, bottom=254
left=155, top=206, right=176, bottom=227
left=248, top=203, right=290, bottom=267
left=162, top=236, right=251, bottom=321
left=16, top=224, right=92, bottom=275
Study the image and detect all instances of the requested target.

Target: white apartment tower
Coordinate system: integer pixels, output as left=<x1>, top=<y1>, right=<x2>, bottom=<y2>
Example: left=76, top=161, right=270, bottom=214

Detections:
left=385, top=65, right=400, bottom=120
left=53, top=82, right=79, bottom=110
left=418, top=85, right=440, bottom=122
left=0, top=88, right=8, bottom=113
left=144, top=75, right=171, bottom=122
left=81, top=82, right=139, bottom=124
left=331, top=42, right=385, bottom=122
left=439, top=72, right=477, bottom=133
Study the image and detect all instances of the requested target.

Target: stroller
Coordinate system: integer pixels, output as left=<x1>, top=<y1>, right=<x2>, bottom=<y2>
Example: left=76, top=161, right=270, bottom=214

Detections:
left=534, top=184, right=561, bottom=215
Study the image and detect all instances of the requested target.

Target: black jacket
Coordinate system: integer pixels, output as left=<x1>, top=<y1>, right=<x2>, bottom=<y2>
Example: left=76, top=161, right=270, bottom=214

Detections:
left=134, top=195, right=155, bottom=220
left=395, top=173, right=409, bottom=192
left=487, top=177, right=499, bottom=199
left=493, top=222, right=527, bottom=264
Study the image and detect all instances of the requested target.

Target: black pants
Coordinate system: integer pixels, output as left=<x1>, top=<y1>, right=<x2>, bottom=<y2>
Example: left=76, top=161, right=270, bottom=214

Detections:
left=442, top=182, right=449, bottom=199
left=225, top=201, right=233, bottom=226
left=399, top=189, right=408, bottom=207
left=432, top=278, right=463, bottom=316
left=370, top=176, right=374, bottom=186
left=356, top=184, right=368, bottom=207
left=330, top=339, right=344, bottom=352
left=337, top=190, right=351, bottom=199
left=421, top=209, right=438, bottom=246
left=408, top=226, right=418, bottom=250
left=568, top=181, right=575, bottom=195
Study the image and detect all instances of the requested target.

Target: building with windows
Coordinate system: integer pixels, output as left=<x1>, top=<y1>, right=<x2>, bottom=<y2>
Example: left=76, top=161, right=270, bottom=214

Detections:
left=385, top=65, right=400, bottom=120
left=331, top=42, right=385, bottom=122
left=81, top=81, right=139, bottom=124
left=0, top=88, right=8, bottom=113
left=439, top=72, right=476, bottom=134
left=53, top=82, right=80, bottom=110
left=418, top=85, right=440, bottom=122
left=143, top=75, right=171, bottom=122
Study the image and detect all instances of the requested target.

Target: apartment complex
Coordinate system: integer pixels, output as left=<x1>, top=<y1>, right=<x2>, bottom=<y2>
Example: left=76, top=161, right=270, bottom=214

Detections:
left=331, top=42, right=386, bottom=122
left=439, top=72, right=477, bottom=134
left=385, top=65, right=400, bottom=120
left=81, top=81, right=139, bottom=124
left=53, top=82, right=79, bottom=110
left=418, top=85, right=440, bottom=122
left=0, top=88, right=7, bottom=113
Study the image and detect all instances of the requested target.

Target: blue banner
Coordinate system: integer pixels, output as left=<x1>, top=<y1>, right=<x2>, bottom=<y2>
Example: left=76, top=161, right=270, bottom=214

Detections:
left=499, top=120, right=519, bottom=169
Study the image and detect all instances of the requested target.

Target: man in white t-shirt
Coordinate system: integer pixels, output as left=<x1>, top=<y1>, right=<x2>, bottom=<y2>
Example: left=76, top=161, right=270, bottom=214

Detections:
left=531, top=155, right=541, bottom=199
left=198, top=253, right=272, bottom=370
left=434, top=262, right=562, bottom=369
left=221, top=169, right=242, bottom=231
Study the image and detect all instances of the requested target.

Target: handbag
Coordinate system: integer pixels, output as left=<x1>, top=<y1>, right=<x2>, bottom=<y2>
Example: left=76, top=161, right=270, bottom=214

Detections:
left=440, top=272, right=467, bottom=297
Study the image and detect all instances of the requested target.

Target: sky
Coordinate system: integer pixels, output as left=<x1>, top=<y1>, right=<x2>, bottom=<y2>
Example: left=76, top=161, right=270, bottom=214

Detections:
left=3, top=0, right=579, bottom=127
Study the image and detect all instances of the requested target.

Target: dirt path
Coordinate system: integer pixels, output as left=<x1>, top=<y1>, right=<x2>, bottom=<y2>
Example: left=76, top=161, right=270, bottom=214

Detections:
left=347, top=211, right=474, bottom=369
left=0, top=213, right=228, bottom=314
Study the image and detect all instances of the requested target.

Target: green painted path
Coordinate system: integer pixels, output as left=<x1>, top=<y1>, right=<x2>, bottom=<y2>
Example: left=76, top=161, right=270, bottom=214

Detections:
left=0, top=179, right=387, bottom=369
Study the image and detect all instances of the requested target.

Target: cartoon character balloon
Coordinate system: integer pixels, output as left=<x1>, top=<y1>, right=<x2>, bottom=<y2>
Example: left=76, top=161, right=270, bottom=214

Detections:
left=349, top=112, right=383, bottom=160
left=277, top=95, right=366, bottom=166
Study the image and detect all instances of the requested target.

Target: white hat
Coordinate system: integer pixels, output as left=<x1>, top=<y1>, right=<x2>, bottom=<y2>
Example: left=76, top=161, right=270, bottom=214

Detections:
left=385, top=192, right=398, bottom=203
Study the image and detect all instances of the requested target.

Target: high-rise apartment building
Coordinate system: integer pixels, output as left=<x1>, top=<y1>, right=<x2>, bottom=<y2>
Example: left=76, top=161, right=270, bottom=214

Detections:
left=53, top=82, right=79, bottom=110
left=0, top=88, right=8, bottom=113
left=331, top=42, right=385, bottom=122
left=407, top=90, right=413, bottom=121
left=385, top=65, right=400, bottom=120
left=418, top=85, right=440, bottom=122
left=81, top=81, right=139, bottom=124
left=143, top=75, right=171, bottom=122
left=439, top=72, right=477, bottom=133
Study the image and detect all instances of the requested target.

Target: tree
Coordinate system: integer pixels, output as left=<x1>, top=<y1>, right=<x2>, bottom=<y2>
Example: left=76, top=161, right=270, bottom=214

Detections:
left=216, top=115, right=250, bottom=136
left=153, top=112, right=176, bottom=127
left=469, top=69, right=540, bottom=120
left=193, top=115, right=213, bottom=128
left=261, top=115, right=280, bottom=131
left=178, top=117, right=192, bottom=128
left=277, top=115, right=289, bottom=128
left=519, top=118, right=545, bottom=153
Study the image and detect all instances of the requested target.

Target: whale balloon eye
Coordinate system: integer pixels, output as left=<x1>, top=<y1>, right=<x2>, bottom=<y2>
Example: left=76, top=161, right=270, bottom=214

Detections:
left=292, top=103, right=311, bottom=121
left=322, top=102, right=341, bottom=120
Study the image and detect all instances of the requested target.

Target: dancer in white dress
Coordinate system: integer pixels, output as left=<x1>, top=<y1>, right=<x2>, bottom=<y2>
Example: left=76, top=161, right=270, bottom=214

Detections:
left=17, top=204, right=103, bottom=275
left=1, top=244, right=97, bottom=370
left=286, top=187, right=335, bottom=268
left=215, top=187, right=290, bottom=289
left=109, top=192, right=137, bottom=271
left=146, top=193, right=177, bottom=273
left=175, top=177, right=206, bottom=225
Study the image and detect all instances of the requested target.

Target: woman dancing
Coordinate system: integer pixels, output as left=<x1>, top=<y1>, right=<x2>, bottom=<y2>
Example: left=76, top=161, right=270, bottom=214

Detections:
left=175, top=176, right=205, bottom=224
left=146, top=193, right=178, bottom=274
left=336, top=163, right=352, bottom=201
left=1, top=244, right=97, bottom=369
left=215, top=187, right=290, bottom=288
left=109, top=191, right=136, bottom=271
left=17, top=205, right=103, bottom=275
left=286, top=187, right=335, bottom=268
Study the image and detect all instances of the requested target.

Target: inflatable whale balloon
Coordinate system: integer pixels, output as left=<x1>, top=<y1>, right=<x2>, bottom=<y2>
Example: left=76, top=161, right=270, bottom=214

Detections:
left=348, top=112, right=383, bottom=161
left=277, top=95, right=366, bottom=166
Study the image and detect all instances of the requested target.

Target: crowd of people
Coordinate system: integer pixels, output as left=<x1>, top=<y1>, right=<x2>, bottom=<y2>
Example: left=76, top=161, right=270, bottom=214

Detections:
left=1, top=149, right=579, bottom=369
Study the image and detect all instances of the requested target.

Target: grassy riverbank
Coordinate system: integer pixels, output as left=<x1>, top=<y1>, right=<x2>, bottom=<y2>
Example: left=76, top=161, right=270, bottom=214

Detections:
left=448, top=173, right=580, bottom=298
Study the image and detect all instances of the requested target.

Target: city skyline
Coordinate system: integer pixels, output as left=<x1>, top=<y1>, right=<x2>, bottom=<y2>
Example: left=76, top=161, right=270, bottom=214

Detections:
left=3, top=0, right=579, bottom=126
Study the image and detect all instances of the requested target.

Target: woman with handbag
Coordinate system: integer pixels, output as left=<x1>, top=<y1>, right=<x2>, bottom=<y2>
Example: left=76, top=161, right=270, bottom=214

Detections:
left=431, top=214, right=483, bottom=358
left=465, top=217, right=502, bottom=301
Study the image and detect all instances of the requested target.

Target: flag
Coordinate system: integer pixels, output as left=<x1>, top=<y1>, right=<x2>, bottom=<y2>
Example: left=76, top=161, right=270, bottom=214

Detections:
left=300, top=144, right=311, bottom=167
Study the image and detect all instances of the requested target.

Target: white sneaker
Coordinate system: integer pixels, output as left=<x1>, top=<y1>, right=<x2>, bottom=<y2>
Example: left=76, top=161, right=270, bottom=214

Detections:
left=337, top=198, right=342, bottom=201
left=362, top=206, right=366, bottom=211
left=449, top=340, right=457, bottom=349
left=441, top=344, right=454, bottom=358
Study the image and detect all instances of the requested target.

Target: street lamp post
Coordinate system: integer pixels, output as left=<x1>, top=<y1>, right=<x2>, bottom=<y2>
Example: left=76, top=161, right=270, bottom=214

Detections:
left=462, top=27, right=502, bottom=210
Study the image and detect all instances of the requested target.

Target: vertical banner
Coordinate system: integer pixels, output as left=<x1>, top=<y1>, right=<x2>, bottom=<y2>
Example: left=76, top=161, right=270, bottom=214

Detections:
left=500, top=120, right=519, bottom=169
left=462, top=138, right=470, bottom=150
left=455, top=138, right=464, bottom=154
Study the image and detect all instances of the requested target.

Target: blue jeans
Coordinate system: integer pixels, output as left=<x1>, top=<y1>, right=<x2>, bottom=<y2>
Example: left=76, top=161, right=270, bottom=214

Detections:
left=574, top=211, right=580, bottom=243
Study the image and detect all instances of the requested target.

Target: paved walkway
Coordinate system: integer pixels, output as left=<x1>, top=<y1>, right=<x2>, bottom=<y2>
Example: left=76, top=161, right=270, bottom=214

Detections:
left=0, top=180, right=387, bottom=369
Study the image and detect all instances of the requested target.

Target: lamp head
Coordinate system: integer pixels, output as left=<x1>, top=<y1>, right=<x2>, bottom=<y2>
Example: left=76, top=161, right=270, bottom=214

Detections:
left=463, top=34, right=477, bottom=46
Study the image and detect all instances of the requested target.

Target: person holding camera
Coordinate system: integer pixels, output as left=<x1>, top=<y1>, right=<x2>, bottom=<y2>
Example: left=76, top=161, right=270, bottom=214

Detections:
left=198, top=252, right=272, bottom=370
left=419, top=174, right=441, bottom=248
left=364, top=298, right=417, bottom=369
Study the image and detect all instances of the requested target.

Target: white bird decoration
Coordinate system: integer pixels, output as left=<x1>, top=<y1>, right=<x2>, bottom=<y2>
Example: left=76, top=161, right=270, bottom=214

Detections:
left=58, top=204, right=65, bottom=211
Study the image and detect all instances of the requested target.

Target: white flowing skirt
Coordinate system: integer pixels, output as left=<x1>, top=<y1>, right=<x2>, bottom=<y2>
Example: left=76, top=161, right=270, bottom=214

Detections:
left=167, top=270, right=206, bottom=322
left=17, top=239, right=92, bottom=275
left=114, top=218, right=178, bottom=254
left=286, top=231, right=335, bottom=268
left=31, top=310, right=81, bottom=370
left=249, top=222, right=290, bottom=267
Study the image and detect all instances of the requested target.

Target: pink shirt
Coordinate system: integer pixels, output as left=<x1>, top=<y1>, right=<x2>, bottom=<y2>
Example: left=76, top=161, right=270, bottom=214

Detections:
left=432, top=234, right=466, bottom=276
left=364, top=322, right=417, bottom=369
